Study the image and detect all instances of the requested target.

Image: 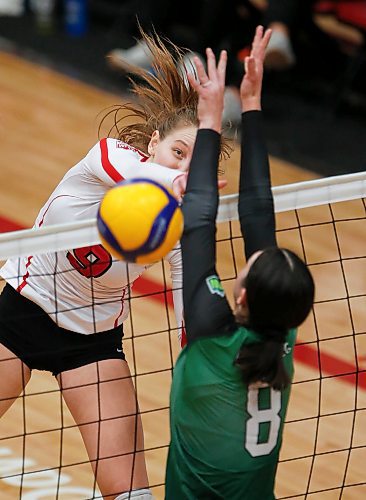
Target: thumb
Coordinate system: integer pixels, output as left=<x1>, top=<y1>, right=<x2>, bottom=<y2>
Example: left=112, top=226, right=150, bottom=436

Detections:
left=172, top=173, right=187, bottom=202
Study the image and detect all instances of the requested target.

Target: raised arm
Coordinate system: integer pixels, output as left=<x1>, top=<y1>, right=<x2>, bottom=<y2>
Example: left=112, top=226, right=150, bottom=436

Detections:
left=238, top=27, right=277, bottom=260
left=180, top=50, right=235, bottom=343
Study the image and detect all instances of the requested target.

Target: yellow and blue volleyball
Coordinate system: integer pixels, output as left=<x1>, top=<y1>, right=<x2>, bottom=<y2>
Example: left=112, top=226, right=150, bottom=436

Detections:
left=97, top=178, right=183, bottom=264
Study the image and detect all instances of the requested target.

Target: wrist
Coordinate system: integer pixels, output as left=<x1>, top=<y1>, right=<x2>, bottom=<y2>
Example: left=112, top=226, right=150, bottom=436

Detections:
left=198, top=120, right=222, bottom=134
left=241, top=97, right=261, bottom=113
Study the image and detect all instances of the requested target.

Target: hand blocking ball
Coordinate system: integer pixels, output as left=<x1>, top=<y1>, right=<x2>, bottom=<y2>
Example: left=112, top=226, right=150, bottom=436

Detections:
left=97, top=179, right=183, bottom=264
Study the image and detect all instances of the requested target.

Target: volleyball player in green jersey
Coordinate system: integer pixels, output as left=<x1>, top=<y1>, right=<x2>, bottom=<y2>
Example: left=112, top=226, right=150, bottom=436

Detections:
left=165, top=27, right=315, bottom=500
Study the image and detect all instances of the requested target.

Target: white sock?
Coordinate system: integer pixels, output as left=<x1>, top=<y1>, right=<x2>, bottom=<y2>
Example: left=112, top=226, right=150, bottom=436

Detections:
left=115, top=488, right=154, bottom=500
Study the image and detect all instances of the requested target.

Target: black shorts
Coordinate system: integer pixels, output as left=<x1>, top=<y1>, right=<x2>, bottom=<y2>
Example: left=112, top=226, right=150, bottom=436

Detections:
left=0, top=284, right=125, bottom=376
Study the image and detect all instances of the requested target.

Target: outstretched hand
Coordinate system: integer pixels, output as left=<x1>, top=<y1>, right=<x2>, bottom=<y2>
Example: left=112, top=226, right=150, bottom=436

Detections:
left=187, top=49, right=227, bottom=133
left=240, top=26, right=272, bottom=112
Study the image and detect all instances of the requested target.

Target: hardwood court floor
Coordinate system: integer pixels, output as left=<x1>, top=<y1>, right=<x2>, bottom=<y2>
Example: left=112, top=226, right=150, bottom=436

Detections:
left=0, top=50, right=365, bottom=499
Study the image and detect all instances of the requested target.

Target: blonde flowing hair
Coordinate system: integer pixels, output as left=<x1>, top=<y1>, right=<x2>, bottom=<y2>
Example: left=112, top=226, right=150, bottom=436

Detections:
left=100, top=30, right=232, bottom=160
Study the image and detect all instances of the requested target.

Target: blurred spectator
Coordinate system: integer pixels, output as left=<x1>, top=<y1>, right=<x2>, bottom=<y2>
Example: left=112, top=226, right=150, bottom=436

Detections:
left=107, top=1, right=260, bottom=128
left=261, top=0, right=346, bottom=73
left=262, top=0, right=309, bottom=70
left=106, top=0, right=189, bottom=68
left=0, top=0, right=24, bottom=16
left=107, top=1, right=259, bottom=79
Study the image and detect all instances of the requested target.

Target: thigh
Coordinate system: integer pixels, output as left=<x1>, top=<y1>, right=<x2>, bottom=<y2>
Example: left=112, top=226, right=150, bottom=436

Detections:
left=57, top=359, right=148, bottom=498
left=0, top=282, right=125, bottom=375
left=0, top=343, right=31, bottom=417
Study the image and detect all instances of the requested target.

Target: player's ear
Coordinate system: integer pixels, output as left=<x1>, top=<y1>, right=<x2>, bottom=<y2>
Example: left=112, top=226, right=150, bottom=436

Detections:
left=236, top=287, right=247, bottom=308
left=234, top=287, right=249, bottom=324
left=148, top=130, right=160, bottom=157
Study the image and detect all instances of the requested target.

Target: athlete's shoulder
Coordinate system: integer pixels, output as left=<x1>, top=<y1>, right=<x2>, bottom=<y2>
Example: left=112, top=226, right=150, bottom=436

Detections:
left=99, top=138, right=149, bottom=162
left=82, top=138, right=149, bottom=185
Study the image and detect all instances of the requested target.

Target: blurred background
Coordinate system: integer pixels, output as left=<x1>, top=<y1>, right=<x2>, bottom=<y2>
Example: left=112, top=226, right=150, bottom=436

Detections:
left=1, top=0, right=366, bottom=177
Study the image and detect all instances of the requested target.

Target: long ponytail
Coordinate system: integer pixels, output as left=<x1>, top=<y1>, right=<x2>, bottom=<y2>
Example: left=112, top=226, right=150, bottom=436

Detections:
left=234, top=327, right=290, bottom=391
left=234, top=248, right=314, bottom=390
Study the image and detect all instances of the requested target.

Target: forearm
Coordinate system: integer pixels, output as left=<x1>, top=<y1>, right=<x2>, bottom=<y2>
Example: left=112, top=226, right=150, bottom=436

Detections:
left=239, top=110, right=276, bottom=259
left=182, top=129, right=220, bottom=293
left=126, top=160, right=183, bottom=188
left=182, top=128, right=232, bottom=341
left=183, top=129, right=221, bottom=231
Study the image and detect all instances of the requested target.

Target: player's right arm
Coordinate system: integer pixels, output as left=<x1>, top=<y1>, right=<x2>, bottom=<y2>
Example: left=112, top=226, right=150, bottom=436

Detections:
left=239, top=111, right=276, bottom=259
left=84, top=138, right=184, bottom=188
left=238, top=27, right=276, bottom=259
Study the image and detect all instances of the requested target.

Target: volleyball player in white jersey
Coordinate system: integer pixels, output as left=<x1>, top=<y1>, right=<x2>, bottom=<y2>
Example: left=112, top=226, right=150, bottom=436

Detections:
left=0, top=32, right=230, bottom=500
left=2, top=139, right=185, bottom=336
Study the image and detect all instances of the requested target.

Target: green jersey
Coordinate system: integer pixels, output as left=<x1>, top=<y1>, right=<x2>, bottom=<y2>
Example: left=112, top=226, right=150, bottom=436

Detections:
left=166, top=327, right=297, bottom=499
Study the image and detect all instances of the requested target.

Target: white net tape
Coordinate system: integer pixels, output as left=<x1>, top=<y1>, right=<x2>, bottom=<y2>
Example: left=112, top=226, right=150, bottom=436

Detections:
left=0, top=171, right=365, bottom=260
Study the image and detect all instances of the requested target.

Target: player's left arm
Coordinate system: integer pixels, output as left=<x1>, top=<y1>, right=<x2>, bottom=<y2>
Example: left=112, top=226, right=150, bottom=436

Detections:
left=239, top=111, right=276, bottom=259
left=182, top=49, right=236, bottom=344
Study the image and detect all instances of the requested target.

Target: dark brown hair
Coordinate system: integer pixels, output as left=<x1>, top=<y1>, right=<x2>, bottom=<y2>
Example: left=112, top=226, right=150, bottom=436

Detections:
left=235, top=248, right=315, bottom=390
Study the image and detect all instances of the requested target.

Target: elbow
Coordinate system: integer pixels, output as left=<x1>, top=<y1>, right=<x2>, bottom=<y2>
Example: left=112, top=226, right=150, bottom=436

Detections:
left=182, top=192, right=218, bottom=232
left=238, top=196, right=274, bottom=218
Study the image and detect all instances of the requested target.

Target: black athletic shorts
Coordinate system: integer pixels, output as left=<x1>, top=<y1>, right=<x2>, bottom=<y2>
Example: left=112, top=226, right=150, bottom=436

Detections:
left=0, top=284, right=125, bottom=376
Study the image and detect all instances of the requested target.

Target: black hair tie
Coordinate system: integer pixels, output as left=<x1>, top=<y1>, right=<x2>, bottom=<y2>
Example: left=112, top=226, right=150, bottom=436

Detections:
left=248, top=324, right=287, bottom=344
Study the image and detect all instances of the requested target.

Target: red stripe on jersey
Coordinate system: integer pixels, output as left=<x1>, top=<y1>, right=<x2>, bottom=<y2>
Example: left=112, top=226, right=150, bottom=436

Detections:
left=17, top=255, right=33, bottom=292
left=100, top=138, right=124, bottom=183
left=38, top=195, right=79, bottom=227
left=114, top=288, right=126, bottom=328
left=138, top=151, right=149, bottom=162
left=180, top=323, right=187, bottom=348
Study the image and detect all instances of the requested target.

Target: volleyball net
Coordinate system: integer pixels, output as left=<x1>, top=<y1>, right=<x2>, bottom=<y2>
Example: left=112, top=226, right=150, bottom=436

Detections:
left=0, top=171, right=365, bottom=499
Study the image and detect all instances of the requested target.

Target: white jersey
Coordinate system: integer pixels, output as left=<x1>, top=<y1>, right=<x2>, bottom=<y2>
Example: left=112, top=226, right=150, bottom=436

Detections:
left=1, top=139, right=184, bottom=337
